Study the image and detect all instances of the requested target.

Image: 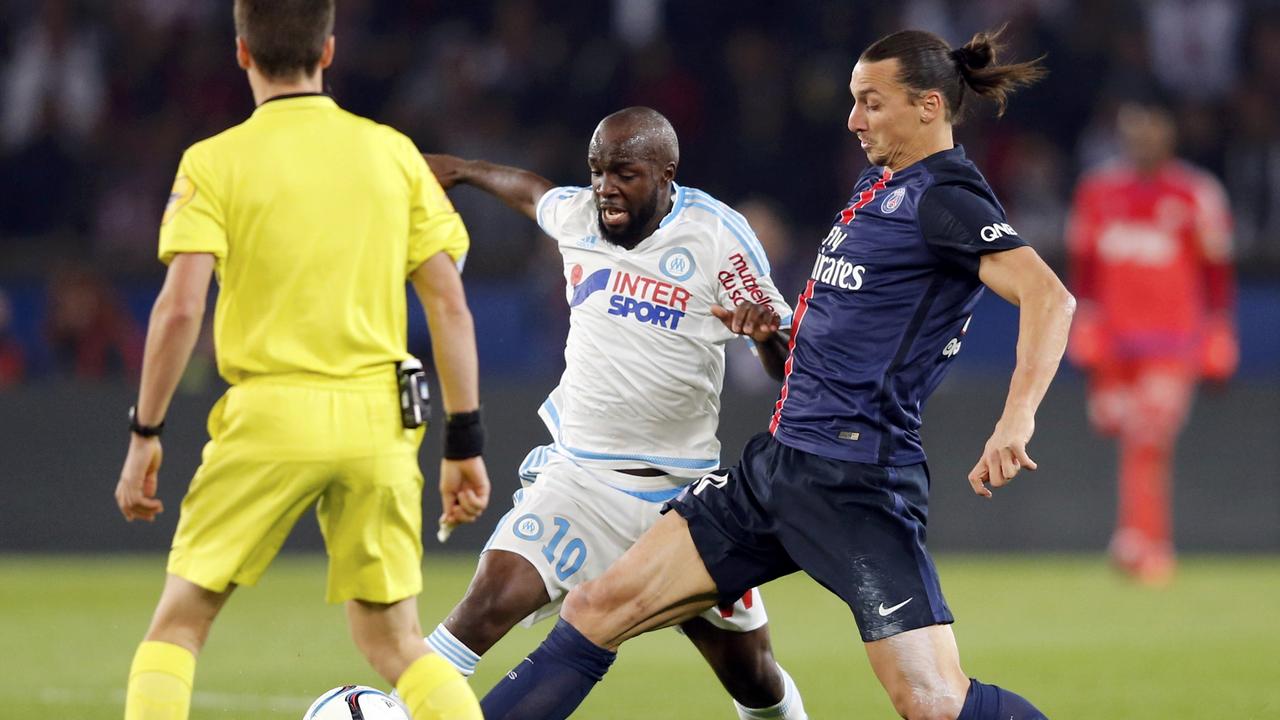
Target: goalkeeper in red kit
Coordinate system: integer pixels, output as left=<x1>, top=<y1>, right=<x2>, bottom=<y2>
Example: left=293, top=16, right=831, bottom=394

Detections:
left=1067, top=98, right=1237, bottom=585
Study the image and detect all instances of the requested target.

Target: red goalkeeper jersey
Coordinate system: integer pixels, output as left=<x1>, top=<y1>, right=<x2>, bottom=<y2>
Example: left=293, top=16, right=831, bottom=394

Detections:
left=1067, top=160, right=1234, bottom=359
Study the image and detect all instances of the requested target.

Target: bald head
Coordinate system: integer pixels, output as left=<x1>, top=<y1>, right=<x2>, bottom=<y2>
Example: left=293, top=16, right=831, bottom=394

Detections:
left=585, top=107, right=680, bottom=250
left=589, top=106, right=680, bottom=167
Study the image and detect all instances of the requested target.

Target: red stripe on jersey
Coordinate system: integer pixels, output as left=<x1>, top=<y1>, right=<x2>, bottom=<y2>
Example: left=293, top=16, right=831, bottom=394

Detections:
left=774, top=171, right=893, bottom=434
left=770, top=279, right=816, bottom=434
left=837, top=169, right=893, bottom=225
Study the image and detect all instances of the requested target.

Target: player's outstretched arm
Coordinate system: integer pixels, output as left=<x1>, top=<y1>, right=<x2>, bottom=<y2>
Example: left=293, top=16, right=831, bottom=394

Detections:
left=424, top=154, right=554, bottom=223
left=969, top=246, right=1076, bottom=497
left=711, top=302, right=790, bottom=382
left=410, top=252, right=491, bottom=526
left=115, top=252, right=215, bottom=521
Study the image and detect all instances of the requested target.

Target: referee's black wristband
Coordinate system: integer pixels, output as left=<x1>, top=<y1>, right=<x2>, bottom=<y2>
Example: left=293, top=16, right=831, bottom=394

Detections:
left=443, top=409, right=484, bottom=460
left=128, top=405, right=165, bottom=438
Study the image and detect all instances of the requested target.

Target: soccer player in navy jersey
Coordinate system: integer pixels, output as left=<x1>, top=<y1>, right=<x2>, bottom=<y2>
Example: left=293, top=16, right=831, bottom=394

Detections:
left=480, top=28, right=1074, bottom=720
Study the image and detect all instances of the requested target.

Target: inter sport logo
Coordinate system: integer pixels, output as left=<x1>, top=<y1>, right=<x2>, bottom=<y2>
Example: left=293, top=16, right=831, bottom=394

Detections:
left=568, top=264, right=692, bottom=330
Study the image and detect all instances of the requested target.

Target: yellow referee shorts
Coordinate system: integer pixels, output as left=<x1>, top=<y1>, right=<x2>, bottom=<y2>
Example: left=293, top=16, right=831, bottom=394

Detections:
left=167, top=370, right=426, bottom=604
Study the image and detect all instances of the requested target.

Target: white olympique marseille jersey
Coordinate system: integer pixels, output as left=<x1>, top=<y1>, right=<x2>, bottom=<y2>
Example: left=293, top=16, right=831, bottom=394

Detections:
left=534, top=183, right=793, bottom=489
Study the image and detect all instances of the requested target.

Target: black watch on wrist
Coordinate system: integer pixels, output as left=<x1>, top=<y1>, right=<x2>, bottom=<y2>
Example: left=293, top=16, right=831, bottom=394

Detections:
left=128, top=405, right=165, bottom=438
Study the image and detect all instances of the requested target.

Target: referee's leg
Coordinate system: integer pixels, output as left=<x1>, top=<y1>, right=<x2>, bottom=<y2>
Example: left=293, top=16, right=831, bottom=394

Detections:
left=125, top=575, right=234, bottom=720
left=347, top=596, right=482, bottom=720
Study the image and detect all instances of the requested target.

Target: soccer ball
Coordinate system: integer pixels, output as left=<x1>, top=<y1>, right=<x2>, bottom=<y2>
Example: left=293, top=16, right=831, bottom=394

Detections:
left=303, top=685, right=410, bottom=720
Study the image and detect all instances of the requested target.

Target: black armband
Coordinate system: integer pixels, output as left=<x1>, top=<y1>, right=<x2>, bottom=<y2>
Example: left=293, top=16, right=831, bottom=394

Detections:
left=443, top=409, right=484, bottom=459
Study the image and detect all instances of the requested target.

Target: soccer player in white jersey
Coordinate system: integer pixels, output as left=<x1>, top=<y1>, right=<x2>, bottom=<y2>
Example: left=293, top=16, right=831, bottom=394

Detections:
left=422, top=107, right=809, bottom=719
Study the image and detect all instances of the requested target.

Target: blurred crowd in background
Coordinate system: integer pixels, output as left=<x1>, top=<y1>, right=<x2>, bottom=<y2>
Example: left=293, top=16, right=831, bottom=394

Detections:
left=1, top=0, right=1278, bottom=385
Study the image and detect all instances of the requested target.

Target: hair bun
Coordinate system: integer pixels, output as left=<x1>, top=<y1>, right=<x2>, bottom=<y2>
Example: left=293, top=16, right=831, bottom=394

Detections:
left=952, top=43, right=994, bottom=71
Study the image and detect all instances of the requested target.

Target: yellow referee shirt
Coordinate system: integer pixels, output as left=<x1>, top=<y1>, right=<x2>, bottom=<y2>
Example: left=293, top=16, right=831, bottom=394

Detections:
left=158, top=94, right=467, bottom=384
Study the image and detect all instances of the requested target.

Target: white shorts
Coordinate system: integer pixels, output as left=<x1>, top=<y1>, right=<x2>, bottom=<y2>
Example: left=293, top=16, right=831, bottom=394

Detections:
left=483, top=445, right=768, bottom=632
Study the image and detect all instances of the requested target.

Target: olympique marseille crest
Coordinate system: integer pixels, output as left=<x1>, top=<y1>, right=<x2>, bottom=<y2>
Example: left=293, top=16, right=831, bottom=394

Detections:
left=880, top=187, right=906, bottom=214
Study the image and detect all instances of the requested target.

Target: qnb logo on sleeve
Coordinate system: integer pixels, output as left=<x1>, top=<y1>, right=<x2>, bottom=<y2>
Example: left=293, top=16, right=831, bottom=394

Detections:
left=979, top=222, right=1017, bottom=242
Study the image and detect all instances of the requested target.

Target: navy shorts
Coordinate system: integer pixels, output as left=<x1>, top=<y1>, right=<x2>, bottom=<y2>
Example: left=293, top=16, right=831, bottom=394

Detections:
left=666, top=432, right=953, bottom=642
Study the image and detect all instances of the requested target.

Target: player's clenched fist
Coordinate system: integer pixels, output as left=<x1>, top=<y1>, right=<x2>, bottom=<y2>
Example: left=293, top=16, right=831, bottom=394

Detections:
left=712, top=302, right=781, bottom=343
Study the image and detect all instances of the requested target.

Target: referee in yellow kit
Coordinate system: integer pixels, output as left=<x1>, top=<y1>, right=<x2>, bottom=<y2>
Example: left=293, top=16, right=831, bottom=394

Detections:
left=113, top=2, right=488, bottom=719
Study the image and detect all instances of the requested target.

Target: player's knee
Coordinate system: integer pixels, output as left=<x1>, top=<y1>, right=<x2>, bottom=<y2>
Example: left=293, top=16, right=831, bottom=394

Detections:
left=1120, top=418, right=1178, bottom=450
left=563, top=576, right=636, bottom=628
left=347, top=601, right=426, bottom=684
left=561, top=579, right=602, bottom=622
left=1087, top=392, right=1126, bottom=436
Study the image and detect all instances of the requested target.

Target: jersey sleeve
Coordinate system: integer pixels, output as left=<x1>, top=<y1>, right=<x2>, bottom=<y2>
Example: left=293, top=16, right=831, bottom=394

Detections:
left=407, top=147, right=470, bottom=274
left=918, top=184, right=1027, bottom=275
left=1191, top=171, right=1233, bottom=263
left=158, top=147, right=228, bottom=266
left=714, top=225, right=794, bottom=329
left=535, top=186, right=590, bottom=238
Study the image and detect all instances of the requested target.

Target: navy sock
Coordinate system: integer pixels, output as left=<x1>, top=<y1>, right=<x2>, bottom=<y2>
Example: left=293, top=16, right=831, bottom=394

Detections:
left=958, top=678, right=1048, bottom=720
left=480, top=618, right=617, bottom=720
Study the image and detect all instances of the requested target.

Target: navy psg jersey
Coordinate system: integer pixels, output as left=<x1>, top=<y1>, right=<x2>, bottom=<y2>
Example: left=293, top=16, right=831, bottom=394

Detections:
left=769, top=145, right=1026, bottom=465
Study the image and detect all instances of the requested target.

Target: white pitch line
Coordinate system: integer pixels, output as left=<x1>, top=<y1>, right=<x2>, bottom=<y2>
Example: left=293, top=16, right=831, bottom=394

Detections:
left=37, top=686, right=318, bottom=711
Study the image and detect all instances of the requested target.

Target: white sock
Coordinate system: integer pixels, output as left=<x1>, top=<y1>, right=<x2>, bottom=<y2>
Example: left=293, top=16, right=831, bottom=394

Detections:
left=423, top=623, right=481, bottom=677
left=734, top=664, right=808, bottom=720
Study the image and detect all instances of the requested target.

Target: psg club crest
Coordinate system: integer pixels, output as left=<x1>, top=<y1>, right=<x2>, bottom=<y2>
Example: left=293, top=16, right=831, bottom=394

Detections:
left=880, top=187, right=906, bottom=214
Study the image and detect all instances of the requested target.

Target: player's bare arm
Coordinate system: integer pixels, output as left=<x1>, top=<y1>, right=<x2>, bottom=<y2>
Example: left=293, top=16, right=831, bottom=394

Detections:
left=115, top=252, right=216, bottom=521
left=969, top=246, right=1076, bottom=497
left=424, top=153, right=553, bottom=222
left=711, top=302, right=790, bottom=382
left=410, top=251, right=491, bottom=525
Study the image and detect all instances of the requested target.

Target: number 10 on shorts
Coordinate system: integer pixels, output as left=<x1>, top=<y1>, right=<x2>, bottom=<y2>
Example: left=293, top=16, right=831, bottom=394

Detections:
left=514, top=513, right=587, bottom=581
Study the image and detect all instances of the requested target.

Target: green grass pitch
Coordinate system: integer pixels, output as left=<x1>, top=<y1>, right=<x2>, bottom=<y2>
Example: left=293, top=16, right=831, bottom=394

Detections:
left=2, top=553, right=1277, bottom=718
